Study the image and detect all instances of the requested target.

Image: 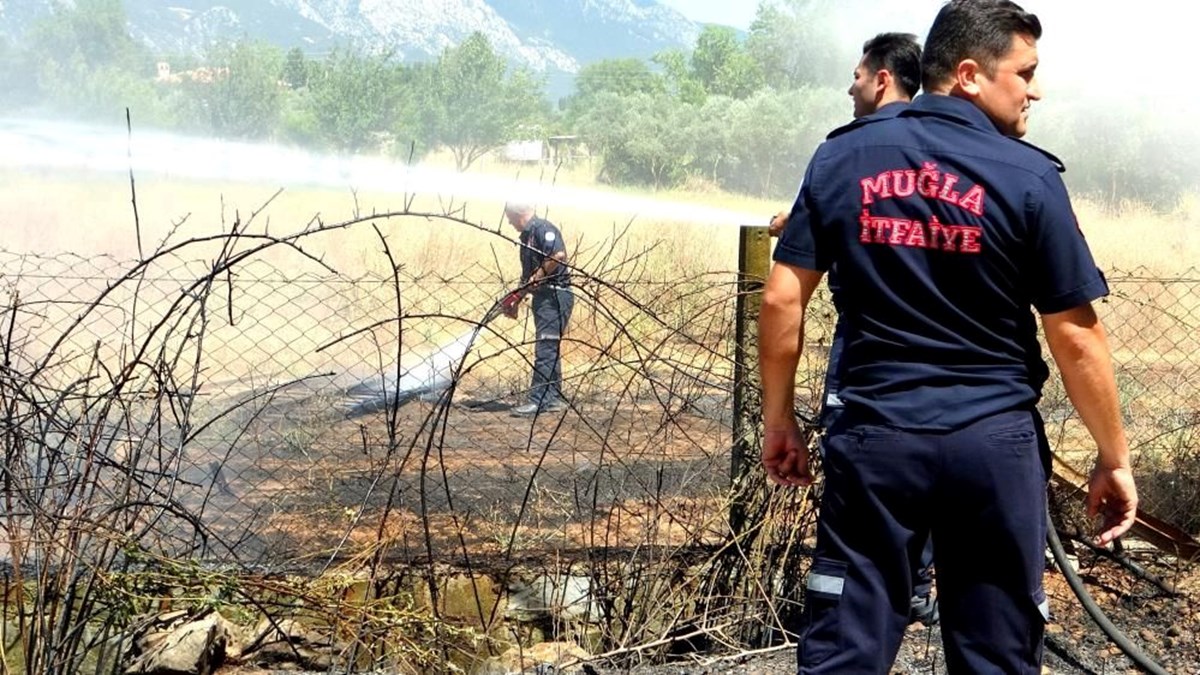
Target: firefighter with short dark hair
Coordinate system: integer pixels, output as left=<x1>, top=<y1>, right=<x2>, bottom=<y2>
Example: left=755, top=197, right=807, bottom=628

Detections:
left=759, top=1, right=1137, bottom=671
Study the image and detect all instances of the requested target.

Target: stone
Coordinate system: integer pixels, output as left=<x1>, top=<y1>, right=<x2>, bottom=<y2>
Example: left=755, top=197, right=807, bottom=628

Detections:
left=495, top=641, right=592, bottom=674
left=256, top=642, right=334, bottom=670
left=506, top=574, right=598, bottom=624
left=124, top=615, right=229, bottom=675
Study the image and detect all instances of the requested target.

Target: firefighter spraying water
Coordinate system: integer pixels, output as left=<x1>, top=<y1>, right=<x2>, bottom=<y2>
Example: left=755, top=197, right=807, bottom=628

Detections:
left=344, top=201, right=572, bottom=418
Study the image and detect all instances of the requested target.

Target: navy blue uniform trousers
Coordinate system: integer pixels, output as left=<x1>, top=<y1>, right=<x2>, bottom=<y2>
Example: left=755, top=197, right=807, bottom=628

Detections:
left=529, top=287, right=573, bottom=405
left=799, top=409, right=1049, bottom=674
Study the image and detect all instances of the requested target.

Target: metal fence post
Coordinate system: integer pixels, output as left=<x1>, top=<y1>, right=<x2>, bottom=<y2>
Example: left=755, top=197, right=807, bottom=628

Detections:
left=731, top=225, right=771, bottom=534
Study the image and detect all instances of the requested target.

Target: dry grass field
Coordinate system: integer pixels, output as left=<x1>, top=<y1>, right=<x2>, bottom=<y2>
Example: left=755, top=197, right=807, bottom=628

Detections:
left=5, top=159, right=1197, bottom=452
left=0, top=164, right=755, bottom=278
left=5, top=160, right=1198, bottom=276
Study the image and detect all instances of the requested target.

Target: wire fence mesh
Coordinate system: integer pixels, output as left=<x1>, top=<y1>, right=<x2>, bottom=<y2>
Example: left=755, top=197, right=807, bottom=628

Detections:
left=1, top=221, right=1198, bottom=672
left=0, top=221, right=814, bottom=575
left=1045, top=267, right=1200, bottom=531
left=4, top=244, right=1199, bottom=570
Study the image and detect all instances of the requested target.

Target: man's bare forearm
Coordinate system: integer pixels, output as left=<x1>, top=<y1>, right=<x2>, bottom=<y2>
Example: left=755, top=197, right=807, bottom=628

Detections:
left=1043, top=304, right=1130, bottom=469
left=759, top=264, right=821, bottom=427
left=759, top=294, right=802, bottom=426
left=544, top=250, right=566, bottom=273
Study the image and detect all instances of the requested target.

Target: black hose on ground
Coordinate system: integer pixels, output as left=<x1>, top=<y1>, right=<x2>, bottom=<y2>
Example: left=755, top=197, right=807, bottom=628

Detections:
left=1045, top=503, right=1170, bottom=675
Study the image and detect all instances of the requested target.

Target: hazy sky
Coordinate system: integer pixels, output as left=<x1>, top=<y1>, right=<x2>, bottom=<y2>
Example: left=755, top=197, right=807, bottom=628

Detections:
left=657, top=0, right=760, bottom=28
left=659, top=0, right=1192, bottom=111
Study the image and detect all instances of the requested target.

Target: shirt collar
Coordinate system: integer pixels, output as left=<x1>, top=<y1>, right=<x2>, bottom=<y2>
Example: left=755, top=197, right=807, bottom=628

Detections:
left=825, top=100, right=910, bottom=140
left=872, top=100, right=909, bottom=119
left=902, top=93, right=1001, bottom=135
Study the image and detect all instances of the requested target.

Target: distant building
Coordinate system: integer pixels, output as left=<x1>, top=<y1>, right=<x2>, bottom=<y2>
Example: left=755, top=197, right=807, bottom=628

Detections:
left=501, top=136, right=586, bottom=165
left=155, top=61, right=181, bottom=83
left=154, top=61, right=229, bottom=85
left=547, top=135, right=585, bottom=165
left=503, top=139, right=544, bottom=163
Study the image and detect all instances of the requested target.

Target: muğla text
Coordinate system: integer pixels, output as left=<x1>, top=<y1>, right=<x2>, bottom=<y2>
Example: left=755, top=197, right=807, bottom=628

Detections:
left=858, top=162, right=985, bottom=254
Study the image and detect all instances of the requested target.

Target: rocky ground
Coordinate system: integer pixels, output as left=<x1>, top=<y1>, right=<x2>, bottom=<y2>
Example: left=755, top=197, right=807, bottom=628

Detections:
left=218, top=542, right=1198, bottom=675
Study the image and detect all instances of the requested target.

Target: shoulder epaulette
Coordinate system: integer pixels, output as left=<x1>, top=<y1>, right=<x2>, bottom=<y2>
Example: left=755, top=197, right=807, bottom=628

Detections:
left=826, top=114, right=897, bottom=140
left=1012, top=138, right=1066, bottom=173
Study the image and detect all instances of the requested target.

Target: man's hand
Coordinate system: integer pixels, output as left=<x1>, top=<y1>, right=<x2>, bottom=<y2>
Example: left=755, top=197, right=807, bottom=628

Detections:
left=500, top=291, right=523, bottom=319
left=762, top=419, right=813, bottom=487
left=1087, top=463, right=1138, bottom=546
left=768, top=211, right=788, bottom=238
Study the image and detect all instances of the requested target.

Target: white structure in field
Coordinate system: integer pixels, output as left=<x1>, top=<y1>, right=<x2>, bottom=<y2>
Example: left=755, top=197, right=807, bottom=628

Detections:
left=503, top=139, right=544, bottom=163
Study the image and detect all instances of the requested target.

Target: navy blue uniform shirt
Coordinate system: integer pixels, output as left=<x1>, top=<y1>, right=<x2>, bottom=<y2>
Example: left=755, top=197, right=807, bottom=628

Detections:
left=819, top=101, right=909, bottom=425
left=520, top=216, right=570, bottom=288
left=775, top=94, right=1108, bottom=430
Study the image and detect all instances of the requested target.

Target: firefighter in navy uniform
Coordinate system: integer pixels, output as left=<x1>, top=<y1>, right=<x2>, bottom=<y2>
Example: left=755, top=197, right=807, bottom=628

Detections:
left=771, top=32, right=940, bottom=628
left=500, top=202, right=574, bottom=416
left=758, top=1, right=1137, bottom=673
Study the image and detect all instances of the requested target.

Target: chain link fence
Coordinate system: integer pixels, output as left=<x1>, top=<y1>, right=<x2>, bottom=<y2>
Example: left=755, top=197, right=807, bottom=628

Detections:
left=1, top=221, right=1198, bottom=671
left=0, top=221, right=800, bottom=574
left=1043, top=267, right=1200, bottom=531
left=3, top=241, right=1199, bottom=569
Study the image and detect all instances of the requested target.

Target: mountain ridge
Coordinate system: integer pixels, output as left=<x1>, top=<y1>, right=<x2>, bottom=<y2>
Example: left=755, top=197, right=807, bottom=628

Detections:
left=0, top=0, right=708, bottom=78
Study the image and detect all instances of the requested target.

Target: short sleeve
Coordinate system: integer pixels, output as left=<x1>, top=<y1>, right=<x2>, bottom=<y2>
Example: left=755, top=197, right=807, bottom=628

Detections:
left=1028, top=171, right=1109, bottom=314
left=537, top=223, right=566, bottom=257
left=773, top=157, right=830, bottom=272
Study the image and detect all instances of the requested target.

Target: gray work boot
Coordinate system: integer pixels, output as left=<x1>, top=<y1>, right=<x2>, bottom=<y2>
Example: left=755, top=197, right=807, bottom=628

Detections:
left=541, top=399, right=568, bottom=412
left=510, top=402, right=541, bottom=417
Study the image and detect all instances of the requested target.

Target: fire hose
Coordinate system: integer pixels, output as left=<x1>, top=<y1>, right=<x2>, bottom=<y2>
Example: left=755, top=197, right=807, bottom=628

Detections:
left=1045, top=503, right=1169, bottom=675
left=481, top=289, right=524, bottom=327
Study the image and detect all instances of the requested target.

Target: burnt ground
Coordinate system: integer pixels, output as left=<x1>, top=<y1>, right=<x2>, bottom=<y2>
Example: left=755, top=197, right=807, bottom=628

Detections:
left=586, top=546, right=1200, bottom=675
left=194, top=386, right=1200, bottom=674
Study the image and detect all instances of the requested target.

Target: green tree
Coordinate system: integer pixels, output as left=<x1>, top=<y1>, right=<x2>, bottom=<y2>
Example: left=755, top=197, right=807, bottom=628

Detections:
left=417, top=32, right=548, bottom=171
left=278, top=87, right=320, bottom=145
left=1031, top=98, right=1200, bottom=212
left=576, top=91, right=695, bottom=188
left=281, top=47, right=310, bottom=89
left=575, top=58, right=665, bottom=99
left=187, top=39, right=284, bottom=139
left=690, top=26, right=762, bottom=99
left=30, top=0, right=142, bottom=70
left=652, top=48, right=706, bottom=105
left=304, top=47, right=400, bottom=151
left=78, top=65, right=176, bottom=125
left=729, top=87, right=845, bottom=197
left=688, top=95, right=736, bottom=182
left=564, top=58, right=664, bottom=124
left=22, top=0, right=153, bottom=116
left=746, top=0, right=849, bottom=90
